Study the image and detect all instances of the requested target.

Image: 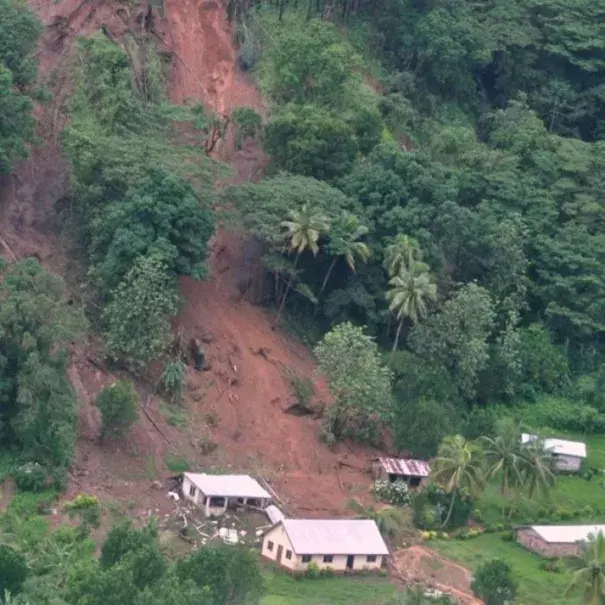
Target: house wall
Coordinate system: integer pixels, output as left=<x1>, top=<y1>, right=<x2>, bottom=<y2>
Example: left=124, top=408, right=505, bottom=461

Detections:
left=553, top=454, right=582, bottom=472
left=182, top=476, right=201, bottom=505
left=181, top=477, right=226, bottom=516
left=516, top=529, right=579, bottom=557
left=262, top=525, right=384, bottom=572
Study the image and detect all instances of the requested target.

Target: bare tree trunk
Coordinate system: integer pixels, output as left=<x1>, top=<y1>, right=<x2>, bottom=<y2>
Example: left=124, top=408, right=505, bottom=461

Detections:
left=391, top=316, right=403, bottom=355
left=279, top=0, right=285, bottom=20
left=275, top=253, right=300, bottom=325
left=441, top=489, right=457, bottom=528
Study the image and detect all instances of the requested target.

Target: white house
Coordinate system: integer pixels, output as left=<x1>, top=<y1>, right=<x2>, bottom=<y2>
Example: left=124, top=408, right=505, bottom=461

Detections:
left=516, top=524, right=605, bottom=557
left=521, top=433, right=587, bottom=472
left=262, top=519, right=389, bottom=573
left=182, top=472, right=272, bottom=516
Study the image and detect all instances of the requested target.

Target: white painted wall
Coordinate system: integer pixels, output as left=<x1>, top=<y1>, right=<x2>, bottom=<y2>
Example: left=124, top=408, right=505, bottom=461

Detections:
left=261, top=525, right=384, bottom=572
left=553, top=454, right=582, bottom=472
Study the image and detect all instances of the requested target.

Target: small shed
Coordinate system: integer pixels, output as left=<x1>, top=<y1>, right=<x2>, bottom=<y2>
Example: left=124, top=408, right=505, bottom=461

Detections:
left=373, top=457, right=431, bottom=487
left=521, top=434, right=587, bottom=472
left=516, top=525, right=605, bottom=557
left=262, top=519, right=389, bottom=573
left=182, top=472, right=272, bottom=517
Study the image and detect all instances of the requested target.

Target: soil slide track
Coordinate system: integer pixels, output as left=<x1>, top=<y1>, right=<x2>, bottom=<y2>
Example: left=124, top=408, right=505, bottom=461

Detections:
left=176, top=230, right=376, bottom=514
left=393, top=546, right=482, bottom=605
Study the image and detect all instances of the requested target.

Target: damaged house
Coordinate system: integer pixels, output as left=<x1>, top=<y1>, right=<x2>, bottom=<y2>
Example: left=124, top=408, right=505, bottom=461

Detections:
left=182, top=472, right=272, bottom=517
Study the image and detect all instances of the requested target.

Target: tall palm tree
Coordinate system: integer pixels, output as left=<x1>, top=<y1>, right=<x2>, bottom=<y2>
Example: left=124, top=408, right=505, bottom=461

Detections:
left=384, top=234, right=421, bottom=278
left=275, top=204, right=329, bottom=325
left=520, top=436, right=555, bottom=499
left=431, top=435, right=484, bottom=528
left=386, top=262, right=436, bottom=353
left=480, top=418, right=526, bottom=502
left=565, top=532, right=605, bottom=605
left=318, top=213, right=371, bottom=299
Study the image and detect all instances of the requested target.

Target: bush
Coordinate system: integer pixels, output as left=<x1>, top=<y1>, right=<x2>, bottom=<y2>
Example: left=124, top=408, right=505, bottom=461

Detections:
left=471, top=559, right=517, bottom=605
left=96, top=381, right=139, bottom=441
left=13, top=462, right=47, bottom=492
left=0, top=545, right=28, bottom=595
left=305, top=561, right=320, bottom=579
left=412, top=485, right=473, bottom=530
left=518, top=396, right=605, bottom=434
left=374, top=480, right=411, bottom=507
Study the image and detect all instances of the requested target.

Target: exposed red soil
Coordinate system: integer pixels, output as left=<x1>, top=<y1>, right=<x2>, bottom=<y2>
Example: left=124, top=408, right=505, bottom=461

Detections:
left=393, top=546, right=482, bottom=605
left=175, top=230, right=379, bottom=515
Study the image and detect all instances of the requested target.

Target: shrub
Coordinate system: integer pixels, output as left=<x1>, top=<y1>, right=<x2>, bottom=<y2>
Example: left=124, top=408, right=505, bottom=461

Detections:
left=13, top=462, right=47, bottom=492
left=471, top=559, right=517, bottom=605
left=373, top=480, right=411, bottom=507
left=96, top=380, right=139, bottom=441
left=161, top=358, right=187, bottom=404
left=412, top=484, right=473, bottom=530
left=0, top=545, right=28, bottom=596
left=305, top=561, right=320, bottom=579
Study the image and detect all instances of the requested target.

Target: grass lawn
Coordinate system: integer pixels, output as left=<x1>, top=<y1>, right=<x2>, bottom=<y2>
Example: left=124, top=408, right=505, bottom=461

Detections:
left=477, top=430, right=605, bottom=526
left=261, top=570, right=398, bottom=605
left=432, top=535, right=575, bottom=605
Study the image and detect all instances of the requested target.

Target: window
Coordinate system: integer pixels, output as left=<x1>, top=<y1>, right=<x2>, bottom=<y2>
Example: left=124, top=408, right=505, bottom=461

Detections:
left=189, top=485, right=196, bottom=497
left=323, top=555, right=333, bottom=563
left=267, top=541, right=274, bottom=551
left=285, top=550, right=292, bottom=560
left=209, top=497, right=226, bottom=507
left=301, top=555, right=312, bottom=563
left=367, top=555, right=377, bottom=563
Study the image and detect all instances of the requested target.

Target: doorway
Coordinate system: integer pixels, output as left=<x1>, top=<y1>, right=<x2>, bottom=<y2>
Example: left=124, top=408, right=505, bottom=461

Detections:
left=276, top=545, right=283, bottom=564
left=346, top=555, right=354, bottom=570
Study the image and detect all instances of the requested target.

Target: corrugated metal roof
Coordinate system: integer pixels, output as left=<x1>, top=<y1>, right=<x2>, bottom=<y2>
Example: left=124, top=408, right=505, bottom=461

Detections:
left=266, top=504, right=285, bottom=524
left=280, top=519, right=389, bottom=555
left=521, top=434, right=587, bottom=458
left=184, top=473, right=271, bottom=499
left=377, top=457, right=431, bottom=477
left=529, top=525, right=605, bottom=544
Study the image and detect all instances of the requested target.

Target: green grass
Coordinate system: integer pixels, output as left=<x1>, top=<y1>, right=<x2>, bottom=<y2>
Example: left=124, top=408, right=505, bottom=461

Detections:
left=163, top=452, right=190, bottom=473
left=477, top=430, right=605, bottom=526
left=432, top=534, right=575, bottom=605
left=261, top=570, right=398, bottom=605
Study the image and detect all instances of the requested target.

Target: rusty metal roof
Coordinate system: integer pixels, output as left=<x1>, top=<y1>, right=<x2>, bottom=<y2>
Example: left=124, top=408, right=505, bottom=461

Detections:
left=377, top=457, right=431, bottom=477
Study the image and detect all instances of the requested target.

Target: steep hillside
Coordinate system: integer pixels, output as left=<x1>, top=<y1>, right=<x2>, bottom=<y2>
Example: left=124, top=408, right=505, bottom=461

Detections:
left=0, top=0, right=376, bottom=517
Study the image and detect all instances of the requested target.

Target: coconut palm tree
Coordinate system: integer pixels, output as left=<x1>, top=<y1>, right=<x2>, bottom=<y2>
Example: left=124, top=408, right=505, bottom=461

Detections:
left=386, top=262, right=436, bottom=353
left=384, top=234, right=421, bottom=278
left=520, top=435, right=556, bottom=500
left=565, top=531, right=605, bottom=605
left=479, top=418, right=526, bottom=502
left=431, top=435, right=484, bottom=528
left=275, top=204, right=329, bottom=325
left=318, top=212, right=371, bottom=300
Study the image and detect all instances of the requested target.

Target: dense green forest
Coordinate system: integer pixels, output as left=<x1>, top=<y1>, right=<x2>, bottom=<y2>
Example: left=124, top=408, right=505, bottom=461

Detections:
left=224, top=0, right=605, bottom=455
left=1, top=0, right=605, bottom=601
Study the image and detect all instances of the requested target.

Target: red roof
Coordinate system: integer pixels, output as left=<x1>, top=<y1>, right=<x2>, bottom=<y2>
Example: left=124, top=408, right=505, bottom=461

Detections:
left=377, top=457, right=431, bottom=477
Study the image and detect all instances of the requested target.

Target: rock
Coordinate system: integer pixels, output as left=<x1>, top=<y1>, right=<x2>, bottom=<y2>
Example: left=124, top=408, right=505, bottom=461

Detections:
left=190, top=338, right=205, bottom=371
left=152, top=480, right=163, bottom=490
left=201, top=333, right=214, bottom=344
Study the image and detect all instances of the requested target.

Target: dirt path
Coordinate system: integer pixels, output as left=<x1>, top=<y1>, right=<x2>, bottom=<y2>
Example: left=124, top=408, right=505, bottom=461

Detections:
left=393, top=545, right=482, bottom=605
